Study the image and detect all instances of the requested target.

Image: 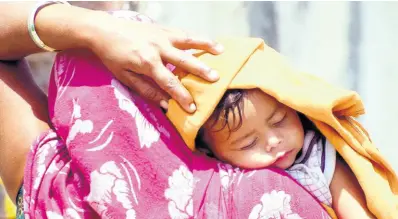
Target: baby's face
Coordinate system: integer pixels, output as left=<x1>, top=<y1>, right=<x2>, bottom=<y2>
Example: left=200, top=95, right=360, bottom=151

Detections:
left=203, top=90, right=304, bottom=169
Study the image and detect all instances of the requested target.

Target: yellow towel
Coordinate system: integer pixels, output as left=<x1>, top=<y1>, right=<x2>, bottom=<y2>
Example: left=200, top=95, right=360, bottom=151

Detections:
left=0, top=178, right=16, bottom=218
left=166, top=37, right=398, bottom=218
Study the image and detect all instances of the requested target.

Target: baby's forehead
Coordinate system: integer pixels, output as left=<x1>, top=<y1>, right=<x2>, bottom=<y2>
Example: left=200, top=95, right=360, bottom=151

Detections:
left=202, top=89, right=283, bottom=135
left=206, top=90, right=279, bottom=122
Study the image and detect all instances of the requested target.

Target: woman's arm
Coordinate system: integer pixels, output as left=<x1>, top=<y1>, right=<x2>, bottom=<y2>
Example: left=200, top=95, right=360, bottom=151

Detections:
left=330, top=156, right=375, bottom=218
left=0, top=2, right=93, bottom=60
left=0, top=2, right=223, bottom=112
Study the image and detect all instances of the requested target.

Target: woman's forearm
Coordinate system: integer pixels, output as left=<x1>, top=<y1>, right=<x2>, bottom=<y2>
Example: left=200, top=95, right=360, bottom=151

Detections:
left=1, top=2, right=224, bottom=112
left=0, top=2, right=103, bottom=60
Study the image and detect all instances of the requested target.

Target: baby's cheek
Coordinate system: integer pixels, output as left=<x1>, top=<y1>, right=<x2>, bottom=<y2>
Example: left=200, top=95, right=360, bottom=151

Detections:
left=287, top=115, right=305, bottom=136
left=290, top=127, right=305, bottom=151
left=219, top=152, right=249, bottom=168
left=238, top=153, right=274, bottom=169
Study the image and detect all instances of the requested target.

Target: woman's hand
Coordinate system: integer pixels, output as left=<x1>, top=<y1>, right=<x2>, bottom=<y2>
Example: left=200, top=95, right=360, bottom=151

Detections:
left=0, top=2, right=222, bottom=113
left=89, top=12, right=224, bottom=113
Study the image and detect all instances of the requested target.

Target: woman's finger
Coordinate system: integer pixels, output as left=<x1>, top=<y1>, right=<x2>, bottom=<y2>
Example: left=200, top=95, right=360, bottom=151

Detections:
left=167, top=29, right=224, bottom=55
left=123, top=70, right=170, bottom=109
left=145, top=61, right=196, bottom=113
left=162, top=47, right=219, bottom=82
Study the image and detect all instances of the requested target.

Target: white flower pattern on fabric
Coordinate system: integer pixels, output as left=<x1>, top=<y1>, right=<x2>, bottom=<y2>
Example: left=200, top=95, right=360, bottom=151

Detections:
left=54, top=55, right=76, bottom=101
left=164, top=165, right=194, bottom=219
left=66, top=99, right=93, bottom=145
left=65, top=208, right=82, bottom=219
left=46, top=209, right=81, bottom=219
left=67, top=119, right=93, bottom=144
left=33, top=134, right=58, bottom=190
left=86, top=131, right=114, bottom=152
left=218, top=163, right=242, bottom=190
left=46, top=211, right=64, bottom=219
left=112, top=79, right=160, bottom=149
left=86, top=161, right=137, bottom=218
left=54, top=53, right=66, bottom=77
left=53, top=53, right=67, bottom=89
left=46, top=160, right=60, bottom=174
left=249, top=190, right=302, bottom=219
left=33, top=144, right=50, bottom=190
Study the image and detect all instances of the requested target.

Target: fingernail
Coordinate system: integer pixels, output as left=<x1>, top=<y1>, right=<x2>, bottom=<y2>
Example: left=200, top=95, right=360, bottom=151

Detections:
left=208, top=69, right=219, bottom=81
left=160, top=100, right=169, bottom=110
left=214, top=43, right=224, bottom=53
left=189, top=103, right=197, bottom=112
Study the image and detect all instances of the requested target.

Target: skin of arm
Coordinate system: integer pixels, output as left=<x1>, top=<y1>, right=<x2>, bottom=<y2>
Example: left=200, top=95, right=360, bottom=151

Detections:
left=330, top=156, right=375, bottom=218
left=0, top=60, right=50, bottom=203
left=0, top=2, right=102, bottom=60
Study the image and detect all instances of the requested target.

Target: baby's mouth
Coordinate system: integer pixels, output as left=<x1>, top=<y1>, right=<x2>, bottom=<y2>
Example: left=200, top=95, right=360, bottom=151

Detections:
left=273, top=150, right=293, bottom=164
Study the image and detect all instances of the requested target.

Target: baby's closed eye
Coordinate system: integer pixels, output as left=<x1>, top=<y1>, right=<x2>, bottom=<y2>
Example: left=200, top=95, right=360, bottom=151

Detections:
left=239, top=137, right=258, bottom=150
left=270, top=110, right=287, bottom=127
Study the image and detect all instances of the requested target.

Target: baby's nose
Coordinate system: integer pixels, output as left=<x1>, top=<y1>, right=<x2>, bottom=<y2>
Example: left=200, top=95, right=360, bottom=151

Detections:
left=266, top=136, right=281, bottom=152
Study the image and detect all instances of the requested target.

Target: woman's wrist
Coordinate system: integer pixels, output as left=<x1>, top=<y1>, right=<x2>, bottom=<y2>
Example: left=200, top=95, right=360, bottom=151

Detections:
left=78, top=9, right=115, bottom=55
left=28, top=1, right=71, bottom=52
left=0, top=2, right=115, bottom=60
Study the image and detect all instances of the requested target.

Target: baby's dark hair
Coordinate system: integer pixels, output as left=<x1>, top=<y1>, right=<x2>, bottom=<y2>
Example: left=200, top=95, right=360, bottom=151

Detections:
left=195, top=89, right=322, bottom=157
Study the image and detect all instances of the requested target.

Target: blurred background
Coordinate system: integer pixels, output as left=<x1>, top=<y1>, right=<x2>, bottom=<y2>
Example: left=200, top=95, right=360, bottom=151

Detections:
left=2, top=1, right=398, bottom=217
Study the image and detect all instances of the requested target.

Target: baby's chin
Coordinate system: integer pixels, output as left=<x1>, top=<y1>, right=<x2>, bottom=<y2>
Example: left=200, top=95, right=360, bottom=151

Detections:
left=223, top=150, right=298, bottom=169
left=274, top=159, right=295, bottom=169
left=234, top=160, right=294, bottom=170
left=231, top=158, right=295, bottom=170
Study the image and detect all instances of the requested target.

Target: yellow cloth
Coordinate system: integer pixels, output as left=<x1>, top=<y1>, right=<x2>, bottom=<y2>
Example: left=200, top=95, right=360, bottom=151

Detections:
left=0, top=178, right=16, bottom=218
left=166, top=37, right=398, bottom=218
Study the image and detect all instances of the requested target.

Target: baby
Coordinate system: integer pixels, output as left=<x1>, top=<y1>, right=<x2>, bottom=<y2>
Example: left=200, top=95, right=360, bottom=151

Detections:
left=195, top=88, right=374, bottom=218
